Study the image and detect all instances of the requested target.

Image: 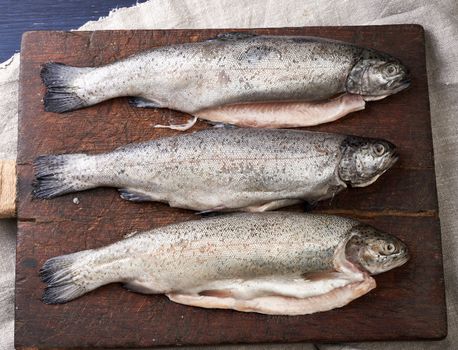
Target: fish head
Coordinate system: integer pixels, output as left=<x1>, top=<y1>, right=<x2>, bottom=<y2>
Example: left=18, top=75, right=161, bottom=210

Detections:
left=346, top=50, right=410, bottom=100
left=346, top=225, right=409, bottom=275
left=338, top=136, right=398, bottom=187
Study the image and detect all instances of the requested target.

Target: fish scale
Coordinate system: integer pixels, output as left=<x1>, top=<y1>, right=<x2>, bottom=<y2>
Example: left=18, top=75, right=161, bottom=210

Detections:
left=33, top=128, right=398, bottom=211
left=40, top=33, right=410, bottom=129
left=39, top=212, right=409, bottom=315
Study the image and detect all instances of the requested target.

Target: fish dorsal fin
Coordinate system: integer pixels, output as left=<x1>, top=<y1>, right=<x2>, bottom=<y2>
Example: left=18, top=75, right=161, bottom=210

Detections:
left=213, top=32, right=257, bottom=41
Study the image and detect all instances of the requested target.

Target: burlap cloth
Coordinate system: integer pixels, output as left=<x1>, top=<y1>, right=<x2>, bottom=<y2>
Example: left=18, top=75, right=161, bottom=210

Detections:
left=1, top=1, right=456, bottom=349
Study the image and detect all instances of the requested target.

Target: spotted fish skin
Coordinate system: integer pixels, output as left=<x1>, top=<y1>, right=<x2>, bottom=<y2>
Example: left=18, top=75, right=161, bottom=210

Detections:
left=109, top=213, right=355, bottom=291
left=39, top=212, right=409, bottom=315
left=39, top=213, right=356, bottom=303
left=40, top=33, right=410, bottom=123
left=32, top=128, right=398, bottom=212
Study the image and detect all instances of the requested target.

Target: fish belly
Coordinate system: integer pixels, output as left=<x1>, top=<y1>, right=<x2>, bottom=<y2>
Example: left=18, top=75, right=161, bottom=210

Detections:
left=166, top=273, right=375, bottom=315
left=195, top=94, right=365, bottom=128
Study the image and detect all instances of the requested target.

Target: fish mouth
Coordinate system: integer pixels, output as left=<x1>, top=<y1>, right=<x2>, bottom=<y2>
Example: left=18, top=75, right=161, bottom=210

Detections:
left=388, top=74, right=411, bottom=92
left=374, top=254, right=409, bottom=275
left=387, top=151, right=399, bottom=167
left=392, top=78, right=411, bottom=93
left=392, top=253, right=410, bottom=270
left=376, top=151, right=399, bottom=177
left=390, top=241, right=410, bottom=270
left=363, top=78, right=411, bottom=101
left=399, top=76, right=411, bottom=86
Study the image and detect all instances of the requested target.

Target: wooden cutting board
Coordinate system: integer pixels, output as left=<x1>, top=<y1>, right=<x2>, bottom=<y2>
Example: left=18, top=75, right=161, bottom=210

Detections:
left=15, top=26, right=446, bottom=348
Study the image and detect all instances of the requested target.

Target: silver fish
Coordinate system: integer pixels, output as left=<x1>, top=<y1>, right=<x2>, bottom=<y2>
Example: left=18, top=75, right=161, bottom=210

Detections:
left=40, top=212, right=409, bottom=315
left=40, top=33, right=410, bottom=129
left=33, top=128, right=398, bottom=212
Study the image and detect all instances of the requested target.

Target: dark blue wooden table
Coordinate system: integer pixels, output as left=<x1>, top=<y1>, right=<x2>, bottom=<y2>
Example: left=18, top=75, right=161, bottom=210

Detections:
left=0, top=0, right=147, bottom=62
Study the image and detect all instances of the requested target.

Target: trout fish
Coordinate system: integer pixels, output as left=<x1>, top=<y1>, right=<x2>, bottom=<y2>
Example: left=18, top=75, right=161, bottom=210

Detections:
left=33, top=128, right=398, bottom=212
left=41, top=33, right=410, bottom=129
left=40, top=212, right=409, bottom=315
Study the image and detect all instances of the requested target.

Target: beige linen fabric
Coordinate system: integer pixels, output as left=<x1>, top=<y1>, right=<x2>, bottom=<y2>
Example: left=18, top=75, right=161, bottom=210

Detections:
left=0, top=1, right=456, bottom=349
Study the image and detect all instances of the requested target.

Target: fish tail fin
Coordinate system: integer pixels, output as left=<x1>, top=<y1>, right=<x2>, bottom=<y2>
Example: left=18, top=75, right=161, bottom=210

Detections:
left=33, top=153, right=95, bottom=199
left=40, top=250, right=95, bottom=304
left=41, top=62, right=88, bottom=113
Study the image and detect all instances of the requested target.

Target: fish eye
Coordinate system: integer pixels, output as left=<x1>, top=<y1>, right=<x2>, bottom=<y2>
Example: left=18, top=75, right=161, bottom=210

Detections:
left=373, top=143, right=385, bottom=156
left=384, top=64, right=398, bottom=76
left=385, top=243, right=395, bottom=253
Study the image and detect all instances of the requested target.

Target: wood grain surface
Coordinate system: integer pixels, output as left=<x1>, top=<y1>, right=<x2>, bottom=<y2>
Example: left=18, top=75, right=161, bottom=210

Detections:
left=15, top=26, right=446, bottom=348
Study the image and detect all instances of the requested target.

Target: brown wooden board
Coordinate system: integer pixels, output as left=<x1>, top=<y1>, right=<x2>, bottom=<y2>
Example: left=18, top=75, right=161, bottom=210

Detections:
left=15, top=26, right=446, bottom=348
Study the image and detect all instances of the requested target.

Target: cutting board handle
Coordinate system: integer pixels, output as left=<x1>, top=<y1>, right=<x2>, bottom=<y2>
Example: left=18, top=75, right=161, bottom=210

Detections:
left=0, top=160, right=16, bottom=218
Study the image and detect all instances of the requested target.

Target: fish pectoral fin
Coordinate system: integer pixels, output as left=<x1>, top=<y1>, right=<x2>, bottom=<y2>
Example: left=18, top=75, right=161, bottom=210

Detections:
left=166, top=275, right=376, bottom=316
left=198, top=289, right=235, bottom=298
left=207, top=121, right=237, bottom=129
left=128, top=97, right=162, bottom=109
left=195, top=206, right=227, bottom=215
left=167, top=293, right=239, bottom=310
left=122, top=280, right=157, bottom=294
left=118, top=188, right=155, bottom=202
left=123, top=230, right=139, bottom=239
left=154, top=116, right=198, bottom=131
left=243, top=199, right=303, bottom=212
left=302, top=201, right=317, bottom=212
left=362, top=95, right=389, bottom=101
